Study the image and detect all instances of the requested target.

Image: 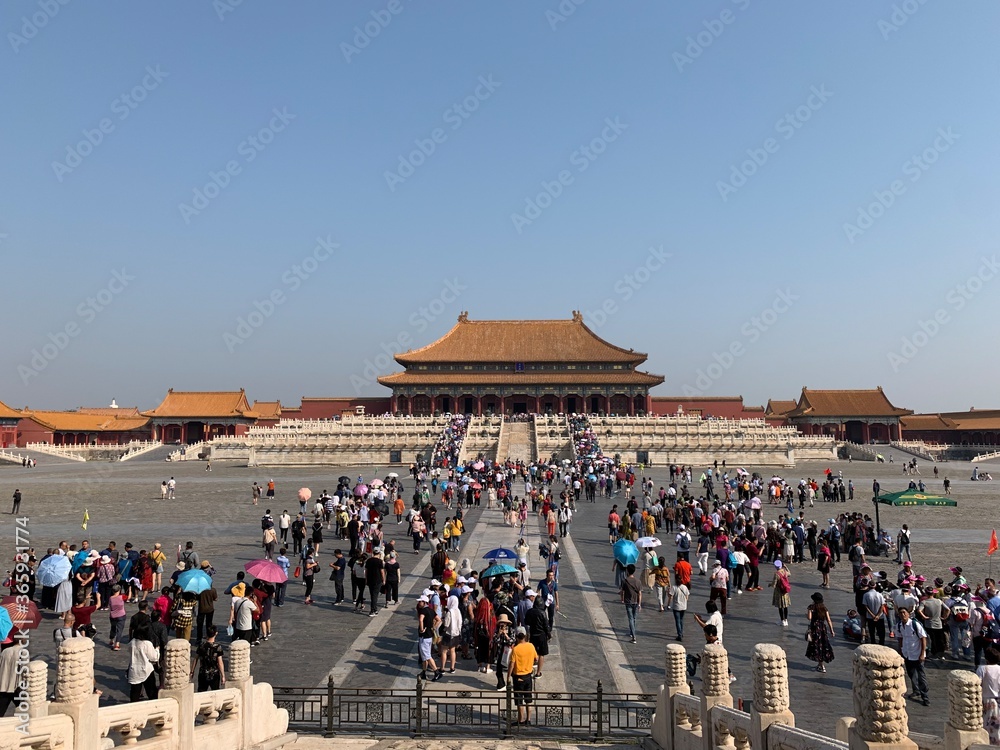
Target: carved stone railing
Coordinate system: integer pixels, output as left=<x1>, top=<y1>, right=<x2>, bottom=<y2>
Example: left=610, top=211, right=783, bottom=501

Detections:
left=713, top=705, right=753, bottom=750
left=769, top=723, right=848, bottom=750
left=193, top=687, right=241, bottom=726
left=97, top=698, right=178, bottom=747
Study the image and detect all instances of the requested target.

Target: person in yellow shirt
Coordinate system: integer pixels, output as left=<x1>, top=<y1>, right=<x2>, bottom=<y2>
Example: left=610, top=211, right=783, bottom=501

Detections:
left=507, top=629, right=538, bottom=725
left=451, top=517, right=464, bottom=552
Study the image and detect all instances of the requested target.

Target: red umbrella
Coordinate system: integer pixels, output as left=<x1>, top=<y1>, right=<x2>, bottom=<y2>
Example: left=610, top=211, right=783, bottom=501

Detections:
left=243, top=559, right=287, bottom=584
left=471, top=482, right=483, bottom=490
left=0, top=596, right=42, bottom=630
left=615, top=470, right=627, bottom=481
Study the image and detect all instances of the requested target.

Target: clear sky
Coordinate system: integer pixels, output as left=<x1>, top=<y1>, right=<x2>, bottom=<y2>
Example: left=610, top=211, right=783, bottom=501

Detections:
left=3, top=1, right=998, bottom=413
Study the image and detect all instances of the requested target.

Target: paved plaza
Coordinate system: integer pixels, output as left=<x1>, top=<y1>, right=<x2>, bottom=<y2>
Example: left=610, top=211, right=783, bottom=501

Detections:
left=2, top=450, right=998, bottom=736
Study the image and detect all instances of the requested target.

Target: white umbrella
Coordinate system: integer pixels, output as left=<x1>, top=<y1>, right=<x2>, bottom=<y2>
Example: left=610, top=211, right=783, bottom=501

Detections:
left=387, top=472, right=399, bottom=478
left=636, top=536, right=661, bottom=548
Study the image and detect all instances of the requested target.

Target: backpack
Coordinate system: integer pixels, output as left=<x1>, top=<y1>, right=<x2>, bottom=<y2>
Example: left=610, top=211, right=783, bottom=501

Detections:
left=950, top=601, right=970, bottom=623
left=678, top=533, right=691, bottom=551
left=776, top=574, right=791, bottom=594
left=180, top=551, right=195, bottom=570
left=559, top=509, right=568, bottom=523
left=982, top=613, right=1000, bottom=643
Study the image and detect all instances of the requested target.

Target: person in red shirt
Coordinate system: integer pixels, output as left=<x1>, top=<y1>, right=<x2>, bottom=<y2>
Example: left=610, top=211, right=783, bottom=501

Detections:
left=608, top=507, right=621, bottom=544
left=673, top=553, right=692, bottom=587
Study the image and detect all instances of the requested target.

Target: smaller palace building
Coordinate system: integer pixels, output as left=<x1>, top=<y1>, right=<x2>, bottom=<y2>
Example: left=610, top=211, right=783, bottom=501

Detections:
left=143, top=389, right=259, bottom=443
left=773, top=387, right=912, bottom=442
left=0, top=400, right=20, bottom=448
left=378, top=312, right=664, bottom=416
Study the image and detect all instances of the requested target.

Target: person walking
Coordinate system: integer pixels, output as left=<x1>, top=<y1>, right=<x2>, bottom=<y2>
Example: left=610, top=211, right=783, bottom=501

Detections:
left=771, top=560, right=791, bottom=627
left=10, top=490, right=21, bottom=515
left=817, top=537, right=833, bottom=588
left=329, top=550, right=346, bottom=605
left=709, top=560, right=729, bottom=616
left=805, top=592, right=835, bottom=672
left=127, top=624, right=160, bottom=702
left=365, top=551, right=385, bottom=616
left=417, top=595, right=442, bottom=681
left=301, top=551, right=318, bottom=605
left=668, top=578, right=689, bottom=641
left=507, top=628, right=538, bottom=726
left=190, top=625, right=226, bottom=692
left=897, top=607, right=930, bottom=706
left=620, top=564, right=641, bottom=644
left=977, top=647, right=1000, bottom=744
left=653, top=559, right=671, bottom=611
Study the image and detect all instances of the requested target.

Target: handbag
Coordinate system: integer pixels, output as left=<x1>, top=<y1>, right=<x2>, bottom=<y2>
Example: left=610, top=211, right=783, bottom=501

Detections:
left=226, top=625, right=234, bottom=637
left=293, top=566, right=301, bottom=579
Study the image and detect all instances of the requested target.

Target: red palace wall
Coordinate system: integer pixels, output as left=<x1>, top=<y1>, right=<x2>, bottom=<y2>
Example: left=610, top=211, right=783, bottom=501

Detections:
left=650, top=397, right=760, bottom=420
left=286, top=398, right=392, bottom=420
left=16, top=419, right=52, bottom=446
left=0, top=425, right=16, bottom=449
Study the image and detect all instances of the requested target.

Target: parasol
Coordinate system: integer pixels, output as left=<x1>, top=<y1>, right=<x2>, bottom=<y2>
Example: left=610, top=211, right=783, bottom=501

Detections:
left=353, top=484, right=369, bottom=497
left=471, top=482, right=483, bottom=490
left=481, top=563, right=518, bottom=579
left=473, top=461, right=485, bottom=470
left=370, top=479, right=385, bottom=488
left=36, top=555, right=72, bottom=587
left=613, top=539, right=639, bottom=566
left=387, top=472, right=399, bottom=478
left=482, top=548, right=517, bottom=561
left=298, top=488, right=312, bottom=503
left=338, top=476, right=350, bottom=485
left=745, top=497, right=762, bottom=510
left=0, top=596, right=41, bottom=630
left=636, top=537, right=661, bottom=549
left=244, top=559, right=288, bottom=584
left=176, top=569, right=213, bottom=594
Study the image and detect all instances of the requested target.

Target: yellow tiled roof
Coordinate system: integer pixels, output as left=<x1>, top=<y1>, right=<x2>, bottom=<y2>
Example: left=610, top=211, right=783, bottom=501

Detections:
left=0, top=400, right=21, bottom=419
left=786, top=388, right=911, bottom=418
left=21, top=410, right=149, bottom=432
left=251, top=401, right=282, bottom=419
left=378, top=370, right=664, bottom=387
left=143, top=389, right=258, bottom=419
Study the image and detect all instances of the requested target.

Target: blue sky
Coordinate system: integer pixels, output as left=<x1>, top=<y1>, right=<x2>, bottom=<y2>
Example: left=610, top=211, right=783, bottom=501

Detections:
left=3, top=1, right=998, bottom=412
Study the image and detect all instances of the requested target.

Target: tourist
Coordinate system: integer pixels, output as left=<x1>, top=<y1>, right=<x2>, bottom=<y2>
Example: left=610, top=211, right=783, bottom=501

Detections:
left=817, top=537, right=833, bottom=588
left=696, top=531, right=711, bottom=576
left=329, top=550, right=346, bottom=605
left=301, top=550, right=318, bottom=605
left=492, top=614, right=514, bottom=690
left=508, top=628, right=538, bottom=725
left=365, top=551, right=385, bottom=616
left=473, top=595, right=496, bottom=673
left=709, top=560, right=729, bottom=616
left=862, top=583, right=887, bottom=646
left=652, top=559, right=671, bottom=611
left=160, top=481, right=168, bottom=501
left=10, top=489, right=21, bottom=515
left=150, top=543, right=166, bottom=591
left=440, top=596, right=462, bottom=673
left=896, top=524, right=913, bottom=563
left=524, top=592, right=550, bottom=677
left=191, top=625, right=226, bottom=692
left=384, top=552, right=400, bottom=605
left=172, top=593, right=196, bottom=641
left=620, top=563, right=641, bottom=644
left=805, top=592, right=835, bottom=673
left=167, top=477, right=176, bottom=500
left=127, top=623, right=160, bottom=702
left=108, top=585, right=126, bottom=651
left=771, top=560, right=791, bottom=627
left=310, top=517, right=323, bottom=557
left=668, top=577, right=689, bottom=641
left=416, top=594, right=442, bottom=681
left=977, top=647, right=1000, bottom=743
left=229, top=583, right=257, bottom=642
left=179, top=541, right=199, bottom=571
left=694, top=600, right=724, bottom=645
left=278, top=510, right=290, bottom=544
left=275, top=548, right=290, bottom=606
left=897, top=607, right=930, bottom=706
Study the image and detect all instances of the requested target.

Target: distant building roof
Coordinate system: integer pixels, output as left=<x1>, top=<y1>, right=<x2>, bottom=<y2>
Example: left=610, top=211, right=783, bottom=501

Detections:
left=394, top=312, right=649, bottom=365
left=0, top=400, right=21, bottom=420
left=652, top=396, right=745, bottom=403
left=903, top=409, right=1000, bottom=432
left=786, top=387, right=911, bottom=419
left=75, top=406, right=142, bottom=417
left=378, top=371, right=664, bottom=387
left=251, top=401, right=282, bottom=420
left=143, top=389, right=258, bottom=420
left=20, top=410, right=149, bottom=433
left=765, top=399, right=797, bottom=418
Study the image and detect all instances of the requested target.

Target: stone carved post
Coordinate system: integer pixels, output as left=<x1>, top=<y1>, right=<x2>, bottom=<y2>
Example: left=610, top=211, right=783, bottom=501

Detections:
left=700, top=642, right=733, bottom=750
left=49, top=637, right=100, bottom=750
left=229, top=639, right=254, bottom=750
left=848, top=645, right=917, bottom=750
left=944, top=671, right=989, bottom=750
left=749, top=644, right=794, bottom=749
left=27, top=660, right=48, bottom=718
left=160, top=639, right=194, bottom=750
left=653, top=643, right=691, bottom=750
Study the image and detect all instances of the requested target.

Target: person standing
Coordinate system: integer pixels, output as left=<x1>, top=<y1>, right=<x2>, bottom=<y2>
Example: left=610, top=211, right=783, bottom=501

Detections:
left=190, top=626, right=226, bottom=693
left=278, top=510, right=291, bottom=544
left=771, top=560, right=792, bottom=627
left=274, top=548, right=290, bottom=606
left=160, top=482, right=168, bottom=501
left=329, top=549, right=346, bottom=605
left=417, top=595, right=442, bottom=681
left=251, top=482, right=262, bottom=506
left=524, top=594, right=551, bottom=677
left=302, top=551, right=318, bottom=605
left=197, top=581, right=217, bottom=643
left=507, top=628, right=538, bottom=726
left=620, top=564, right=641, bottom=644
left=10, top=490, right=21, bottom=515
left=668, top=578, right=689, bottom=641
left=365, top=552, right=385, bottom=616
left=896, top=525, right=912, bottom=563
left=383, top=552, right=400, bottom=605
left=167, top=477, right=176, bottom=500
left=977, top=647, right=1000, bottom=744
left=709, top=561, right=729, bottom=616
left=897, top=607, right=930, bottom=706
left=917, top=592, right=949, bottom=659
left=862, top=584, right=887, bottom=646
left=806, top=592, right=835, bottom=672
left=127, top=624, right=160, bottom=702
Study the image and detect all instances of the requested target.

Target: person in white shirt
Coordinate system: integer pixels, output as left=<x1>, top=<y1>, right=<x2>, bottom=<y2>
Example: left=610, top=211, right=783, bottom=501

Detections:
left=668, top=582, right=689, bottom=641
left=977, top=647, right=1000, bottom=744
left=897, top=608, right=929, bottom=705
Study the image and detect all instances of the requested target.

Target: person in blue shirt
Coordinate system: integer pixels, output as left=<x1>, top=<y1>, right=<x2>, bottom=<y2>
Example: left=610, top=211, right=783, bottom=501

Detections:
left=275, top=548, right=290, bottom=606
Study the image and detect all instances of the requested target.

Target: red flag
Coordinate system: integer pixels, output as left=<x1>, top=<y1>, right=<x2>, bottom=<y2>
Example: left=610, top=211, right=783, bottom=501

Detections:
left=989, top=529, right=999, bottom=556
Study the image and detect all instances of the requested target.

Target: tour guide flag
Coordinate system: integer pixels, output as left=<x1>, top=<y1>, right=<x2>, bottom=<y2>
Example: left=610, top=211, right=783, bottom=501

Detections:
left=989, top=529, right=998, bottom=556
left=82, top=508, right=89, bottom=530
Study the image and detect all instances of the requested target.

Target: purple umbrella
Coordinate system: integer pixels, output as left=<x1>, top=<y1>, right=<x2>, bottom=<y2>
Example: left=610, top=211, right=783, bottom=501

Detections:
left=353, top=484, right=369, bottom=497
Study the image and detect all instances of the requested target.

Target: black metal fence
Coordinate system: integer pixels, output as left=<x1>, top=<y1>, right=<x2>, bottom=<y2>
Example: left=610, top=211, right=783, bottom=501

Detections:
left=273, top=678, right=656, bottom=740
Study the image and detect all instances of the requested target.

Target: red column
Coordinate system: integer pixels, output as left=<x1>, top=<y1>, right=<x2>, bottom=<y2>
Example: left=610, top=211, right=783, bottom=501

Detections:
left=862, top=422, right=871, bottom=443
left=629, top=397, right=636, bottom=416
left=476, top=397, right=482, bottom=416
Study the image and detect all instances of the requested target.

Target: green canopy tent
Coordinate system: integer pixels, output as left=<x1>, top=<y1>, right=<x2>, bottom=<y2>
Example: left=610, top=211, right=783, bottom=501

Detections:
left=873, top=489, right=956, bottom=537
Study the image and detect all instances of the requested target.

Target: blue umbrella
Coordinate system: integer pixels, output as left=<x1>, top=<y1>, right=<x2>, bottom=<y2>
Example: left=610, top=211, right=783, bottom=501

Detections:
left=482, top=548, right=517, bottom=561
left=36, top=555, right=72, bottom=587
left=613, top=539, right=639, bottom=566
left=0, top=607, right=12, bottom=641
left=176, top=568, right=212, bottom=594
left=481, top=563, right=518, bottom=579
left=455, top=466, right=465, bottom=473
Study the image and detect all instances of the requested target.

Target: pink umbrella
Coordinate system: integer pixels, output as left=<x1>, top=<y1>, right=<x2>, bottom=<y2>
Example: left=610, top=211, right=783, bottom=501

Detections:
left=244, top=559, right=287, bottom=584
left=473, top=461, right=485, bottom=471
left=471, top=482, right=483, bottom=490
left=370, top=479, right=384, bottom=487
left=354, top=484, right=369, bottom=497
left=298, top=487, right=312, bottom=502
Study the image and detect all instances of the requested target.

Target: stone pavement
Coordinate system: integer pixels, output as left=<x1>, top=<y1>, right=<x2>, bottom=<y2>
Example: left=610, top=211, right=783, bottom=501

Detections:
left=1, top=454, right=995, bottom=737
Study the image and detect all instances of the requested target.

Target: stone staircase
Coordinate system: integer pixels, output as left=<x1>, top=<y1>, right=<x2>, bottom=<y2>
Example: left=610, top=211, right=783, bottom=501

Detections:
left=499, top=420, right=533, bottom=462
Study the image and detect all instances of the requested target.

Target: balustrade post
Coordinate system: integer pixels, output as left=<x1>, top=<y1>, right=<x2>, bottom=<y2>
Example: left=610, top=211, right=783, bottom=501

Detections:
left=596, top=679, right=605, bottom=741
left=27, top=660, right=48, bottom=718
left=846, top=645, right=917, bottom=750
left=699, top=642, right=733, bottom=750
left=944, top=671, right=990, bottom=750
left=49, top=637, right=100, bottom=750
left=325, top=675, right=335, bottom=737
left=228, top=639, right=254, bottom=750
left=749, top=643, right=794, bottom=749
left=653, top=643, right=690, bottom=750
left=414, top=675, right=424, bottom=737
left=160, top=639, right=194, bottom=750
left=504, top=679, right=513, bottom=737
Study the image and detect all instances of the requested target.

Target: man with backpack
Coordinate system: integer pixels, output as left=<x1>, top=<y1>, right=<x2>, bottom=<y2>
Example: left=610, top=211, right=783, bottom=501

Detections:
left=558, top=503, right=572, bottom=538
left=895, top=525, right=912, bottom=564
left=179, top=542, right=199, bottom=571
left=675, top=525, right=691, bottom=562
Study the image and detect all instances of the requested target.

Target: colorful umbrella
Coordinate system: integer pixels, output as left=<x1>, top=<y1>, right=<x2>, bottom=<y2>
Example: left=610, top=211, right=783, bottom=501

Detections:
left=471, top=482, right=483, bottom=490
left=36, top=555, right=72, bottom=587
left=370, top=479, right=384, bottom=487
left=745, top=497, right=762, bottom=510
left=481, top=563, right=518, bottom=579
left=177, top=568, right=213, bottom=594
left=455, top=466, right=465, bottom=473
left=473, top=461, right=485, bottom=471
left=0, top=608, right=11, bottom=641
left=613, top=539, right=639, bottom=566
left=482, top=548, right=517, bottom=561
left=0, top=596, right=41, bottom=630
left=298, top=487, right=312, bottom=502
left=876, top=490, right=957, bottom=507
left=353, top=484, right=369, bottom=497
left=636, top=537, right=661, bottom=549
left=244, top=559, right=287, bottom=584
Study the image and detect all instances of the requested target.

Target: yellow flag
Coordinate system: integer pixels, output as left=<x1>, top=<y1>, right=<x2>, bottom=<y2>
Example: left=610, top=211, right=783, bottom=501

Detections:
left=82, top=508, right=89, bottom=530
